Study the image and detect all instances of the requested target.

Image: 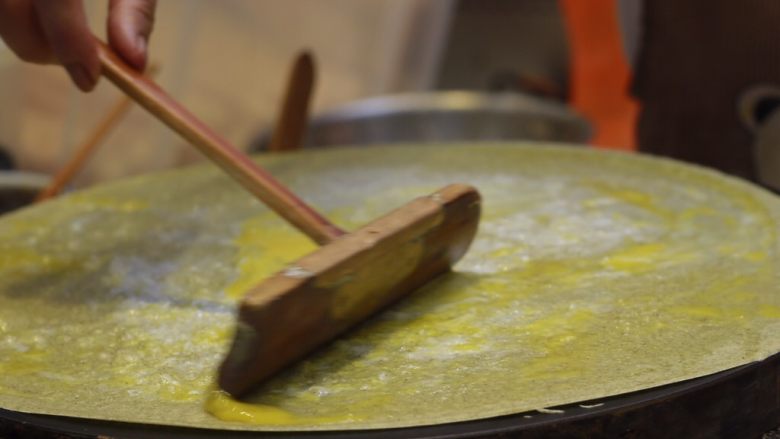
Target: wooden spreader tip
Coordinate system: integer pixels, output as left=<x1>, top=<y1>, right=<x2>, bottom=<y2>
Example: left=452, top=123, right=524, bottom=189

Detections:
left=219, top=183, right=480, bottom=396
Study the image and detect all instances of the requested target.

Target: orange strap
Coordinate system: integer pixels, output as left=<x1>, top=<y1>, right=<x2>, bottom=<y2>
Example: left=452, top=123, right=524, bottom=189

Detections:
left=559, top=0, right=638, bottom=150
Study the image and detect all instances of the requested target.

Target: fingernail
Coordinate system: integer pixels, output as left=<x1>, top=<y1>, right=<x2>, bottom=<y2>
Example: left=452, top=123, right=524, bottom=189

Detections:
left=136, top=35, right=147, bottom=54
left=65, top=63, right=95, bottom=92
left=136, top=36, right=148, bottom=69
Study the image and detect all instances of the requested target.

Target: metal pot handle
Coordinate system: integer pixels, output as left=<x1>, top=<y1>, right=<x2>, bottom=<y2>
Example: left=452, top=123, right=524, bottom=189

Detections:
left=738, top=85, right=780, bottom=191
left=738, top=85, right=780, bottom=132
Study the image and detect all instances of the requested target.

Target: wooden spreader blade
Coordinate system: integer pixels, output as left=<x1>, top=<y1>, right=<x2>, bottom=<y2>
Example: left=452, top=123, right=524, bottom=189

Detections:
left=218, top=183, right=481, bottom=397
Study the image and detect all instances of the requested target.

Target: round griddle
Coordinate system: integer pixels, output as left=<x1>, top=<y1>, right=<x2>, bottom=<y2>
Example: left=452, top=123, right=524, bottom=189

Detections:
left=2, top=145, right=779, bottom=438
left=1, top=352, right=777, bottom=439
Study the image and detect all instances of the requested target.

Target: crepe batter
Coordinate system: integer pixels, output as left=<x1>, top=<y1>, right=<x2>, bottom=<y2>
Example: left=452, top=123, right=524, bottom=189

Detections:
left=0, top=144, right=778, bottom=431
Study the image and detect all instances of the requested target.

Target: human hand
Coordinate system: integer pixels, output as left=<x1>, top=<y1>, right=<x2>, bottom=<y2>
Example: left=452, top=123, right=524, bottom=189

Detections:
left=0, top=0, right=156, bottom=91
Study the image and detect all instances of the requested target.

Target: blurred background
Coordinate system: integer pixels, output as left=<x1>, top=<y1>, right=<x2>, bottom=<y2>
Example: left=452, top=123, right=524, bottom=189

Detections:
left=2, top=0, right=454, bottom=183
left=4, top=0, right=778, bottom=192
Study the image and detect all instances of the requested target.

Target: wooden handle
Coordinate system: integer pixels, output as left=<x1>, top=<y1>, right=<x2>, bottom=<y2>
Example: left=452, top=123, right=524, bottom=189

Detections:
left=269, top=51, right=315, bottom=152
left=96, top=42, right=343, bottom=245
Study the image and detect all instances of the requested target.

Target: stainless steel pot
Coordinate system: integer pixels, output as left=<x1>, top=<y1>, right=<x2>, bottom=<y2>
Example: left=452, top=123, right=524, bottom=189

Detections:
left=0, top=171, right=49, bottom=214
left=250, top=91, right=591, bottom=151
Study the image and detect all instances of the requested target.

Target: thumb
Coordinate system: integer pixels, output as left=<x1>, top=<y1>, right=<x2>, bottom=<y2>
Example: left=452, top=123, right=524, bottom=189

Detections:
left=107, top=0, right=156, bottom=71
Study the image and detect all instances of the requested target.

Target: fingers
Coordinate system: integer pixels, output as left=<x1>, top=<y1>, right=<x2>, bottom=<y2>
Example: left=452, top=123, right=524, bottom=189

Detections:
left=108, top=0, right=156, bottom=71
left=31, top=0, right=99, bottom=91
left=0, top=0, right=54, bottom=64
left=0, top=0, right=156, bottom=91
